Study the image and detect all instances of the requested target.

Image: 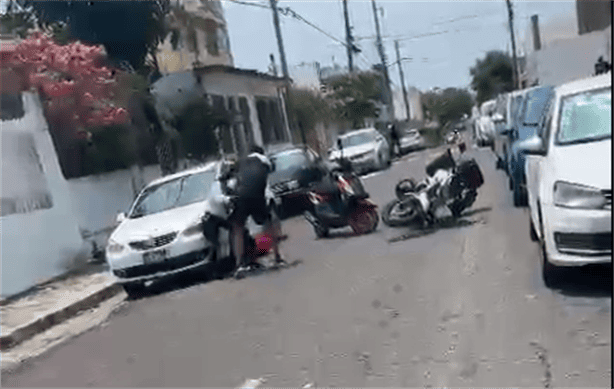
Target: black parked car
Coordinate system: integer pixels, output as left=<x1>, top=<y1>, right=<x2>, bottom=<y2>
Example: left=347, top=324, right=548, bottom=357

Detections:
left=268, top=146, right=324, bottom=217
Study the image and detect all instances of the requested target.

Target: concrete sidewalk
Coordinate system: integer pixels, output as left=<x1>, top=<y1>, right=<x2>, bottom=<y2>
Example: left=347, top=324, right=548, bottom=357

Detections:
left=0, top=271, right=122, bottom=353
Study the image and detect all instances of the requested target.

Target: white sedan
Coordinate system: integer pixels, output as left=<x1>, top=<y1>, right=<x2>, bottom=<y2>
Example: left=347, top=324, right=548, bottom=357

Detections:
left=106, top=161, right=277, bottom=296
left=521, top=74, right=611, bottom=286
left=329, top=128, right=391, bottom=173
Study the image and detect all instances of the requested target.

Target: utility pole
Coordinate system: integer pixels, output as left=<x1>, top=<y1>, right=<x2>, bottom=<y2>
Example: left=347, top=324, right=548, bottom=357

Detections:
left=505, top=0, right=520, bottom=90
left=270, top=0, right=289, bottom=79
left=342, top=0, right=354, bottom=72
left=268, top=0, right=305, bottom=146
left=371, top=0, right=394, bottom=121
left=394, top=40, right=410, bottom=121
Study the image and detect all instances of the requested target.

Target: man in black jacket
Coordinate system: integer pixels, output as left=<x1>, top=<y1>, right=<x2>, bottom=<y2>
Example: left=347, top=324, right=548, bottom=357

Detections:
left=230, top=145, right=285, bottom=277
left=388, top=123, right=401, bottom=158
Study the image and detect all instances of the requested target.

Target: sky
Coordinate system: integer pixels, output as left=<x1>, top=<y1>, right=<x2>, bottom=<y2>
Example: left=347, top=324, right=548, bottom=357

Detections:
left=1, top=0, right=579, bottom=92
left=222, top=0, right=578, bottom=91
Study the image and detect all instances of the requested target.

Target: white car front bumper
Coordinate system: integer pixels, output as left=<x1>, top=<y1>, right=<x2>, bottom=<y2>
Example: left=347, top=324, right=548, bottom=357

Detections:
left=542, top=204, right=612, bottom=266
left=107, top=233, right=214, bottom=284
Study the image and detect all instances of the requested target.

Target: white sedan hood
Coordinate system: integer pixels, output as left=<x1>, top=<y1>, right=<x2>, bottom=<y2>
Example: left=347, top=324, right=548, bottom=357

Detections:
left=329, top=144, right=375, bottom=160
left=110, top=201, right=211, bottom=244
left=551, top=139, right=611, bottom=189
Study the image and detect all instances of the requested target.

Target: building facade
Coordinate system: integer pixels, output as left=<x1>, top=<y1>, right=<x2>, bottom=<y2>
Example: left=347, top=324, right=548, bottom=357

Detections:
left=519, top=8, right=611, bottom=88
left=156, top=0, right=234, bottom=74
left=576, top=0, right=612, bottom=35
left=151, top=65, right=292, bottom=158
left=152, top=0, right=291, bottom=157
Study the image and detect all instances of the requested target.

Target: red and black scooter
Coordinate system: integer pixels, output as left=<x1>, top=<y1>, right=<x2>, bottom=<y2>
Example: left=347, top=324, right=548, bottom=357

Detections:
left=303, top=140, right=379, bottom=238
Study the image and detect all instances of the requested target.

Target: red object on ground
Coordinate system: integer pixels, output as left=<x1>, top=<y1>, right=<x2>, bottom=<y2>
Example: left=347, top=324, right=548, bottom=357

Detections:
left=254, top=233, right=273, bottom=254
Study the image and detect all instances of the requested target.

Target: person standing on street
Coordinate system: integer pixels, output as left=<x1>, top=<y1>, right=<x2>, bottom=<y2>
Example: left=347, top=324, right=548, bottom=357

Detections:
left=388, top=123, right=401, bottom=158
left=230, top=145, right=285, bottom=277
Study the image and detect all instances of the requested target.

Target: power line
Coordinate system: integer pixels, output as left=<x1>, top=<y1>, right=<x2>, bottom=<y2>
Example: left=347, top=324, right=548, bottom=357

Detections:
left=228, top=0, right=357, bottom=52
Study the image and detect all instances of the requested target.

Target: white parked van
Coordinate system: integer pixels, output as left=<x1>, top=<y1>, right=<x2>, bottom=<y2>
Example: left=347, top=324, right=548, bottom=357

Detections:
left=521, top=74, right=611, bottom=286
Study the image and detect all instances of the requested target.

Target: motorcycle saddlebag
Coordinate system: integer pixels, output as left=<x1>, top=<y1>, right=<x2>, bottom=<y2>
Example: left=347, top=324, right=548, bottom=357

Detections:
left=426, top=149, right=455, bottom=177
left=457, top=159, right=484, bottom=190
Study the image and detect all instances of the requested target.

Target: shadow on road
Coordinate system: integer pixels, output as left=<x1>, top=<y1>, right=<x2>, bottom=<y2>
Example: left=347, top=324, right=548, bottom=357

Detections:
left=461, top=206, right=492, bottom=217
left=388, top=207, right=492, bottom=243
left=126, top=258, right=304, bottom=301
left=551, top=263, right=612, bottom=298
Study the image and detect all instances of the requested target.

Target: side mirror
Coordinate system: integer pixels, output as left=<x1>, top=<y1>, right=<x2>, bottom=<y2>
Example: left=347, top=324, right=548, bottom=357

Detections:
left=517, top=136, right=546, bottom=156
left=337, top=138, right=343, bottom=151
left=116, top=212, right=127, bottom=224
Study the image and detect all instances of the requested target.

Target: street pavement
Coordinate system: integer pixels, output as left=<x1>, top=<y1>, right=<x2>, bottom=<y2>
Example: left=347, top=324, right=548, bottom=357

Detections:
left=2, top=143, right=611, bottom=388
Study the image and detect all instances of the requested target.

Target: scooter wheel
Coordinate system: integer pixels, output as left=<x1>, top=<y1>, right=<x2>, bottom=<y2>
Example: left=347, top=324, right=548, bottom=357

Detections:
left=315, top=225, right=329, bottom=239
left=368, top=209, right=379, bottom=232
left=350, top=209, right=376, bottom=235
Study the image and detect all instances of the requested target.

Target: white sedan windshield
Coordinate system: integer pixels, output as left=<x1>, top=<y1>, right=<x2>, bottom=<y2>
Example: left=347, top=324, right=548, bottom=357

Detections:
left=342, top=132, right=375, bottom=147
left=129, top=171, right=216, bottom=218
left=557, top=88, right=611, bottom=144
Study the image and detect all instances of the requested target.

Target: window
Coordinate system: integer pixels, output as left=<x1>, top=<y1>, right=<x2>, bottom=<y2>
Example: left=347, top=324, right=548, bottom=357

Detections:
left=341, top=132, right=376, bottom=147
left=556, top=88, right=611, bottom=145
left=129, top=171, right=216, bottom=218
left=205, top=19, right=219, bottom=56
left=271, top=150, right=309, bottom=171
left=1, top=132, right=54, bottom=217
left=239, top=97, right=254, bottom=146
left=523, top=87, right=554, bottom=125
left=1, top=93, right=25, bottom=121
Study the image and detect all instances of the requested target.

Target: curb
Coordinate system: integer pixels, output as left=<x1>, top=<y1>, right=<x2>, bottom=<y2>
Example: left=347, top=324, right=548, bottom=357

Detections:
left=0, top=283, right=123, bottom=352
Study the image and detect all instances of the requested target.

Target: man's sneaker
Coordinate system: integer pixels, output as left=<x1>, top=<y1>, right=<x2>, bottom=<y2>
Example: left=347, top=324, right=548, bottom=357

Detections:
left=233, top=267, right=248, bottom=279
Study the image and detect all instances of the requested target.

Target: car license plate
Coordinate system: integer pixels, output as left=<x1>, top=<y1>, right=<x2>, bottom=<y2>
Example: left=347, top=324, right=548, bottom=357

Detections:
left=143, top=249, right=168, bottom=264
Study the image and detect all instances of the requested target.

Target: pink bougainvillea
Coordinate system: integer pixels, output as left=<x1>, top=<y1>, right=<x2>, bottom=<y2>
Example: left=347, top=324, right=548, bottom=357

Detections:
left=1, top=32, right=129, bottom=137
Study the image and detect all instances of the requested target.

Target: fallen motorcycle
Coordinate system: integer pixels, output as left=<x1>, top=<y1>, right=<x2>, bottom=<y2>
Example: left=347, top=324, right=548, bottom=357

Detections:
left=382, top=144, right=484, bottom=227
left=304, top=142, right=378, bottom=238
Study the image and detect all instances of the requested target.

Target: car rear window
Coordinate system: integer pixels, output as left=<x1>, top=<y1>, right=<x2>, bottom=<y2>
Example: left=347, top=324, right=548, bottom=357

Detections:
left=271, top=151, right=308, bottom=171
left=556, top=88, right=611, bottom=145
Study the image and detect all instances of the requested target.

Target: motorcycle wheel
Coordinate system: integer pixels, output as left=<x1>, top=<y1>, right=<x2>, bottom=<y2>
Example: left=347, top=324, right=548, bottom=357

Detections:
left=382, top=198, right=422, bottom=227
left=349, top=209, right=376, bottom=235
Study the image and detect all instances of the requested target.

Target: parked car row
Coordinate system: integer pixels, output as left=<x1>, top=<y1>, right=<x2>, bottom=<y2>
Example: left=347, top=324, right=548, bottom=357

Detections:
left=486, top=74, right=612, bottom=286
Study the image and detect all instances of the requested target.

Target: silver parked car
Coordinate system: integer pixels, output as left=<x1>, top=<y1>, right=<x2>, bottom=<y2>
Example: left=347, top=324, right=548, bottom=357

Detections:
left=329, top=128, right=391, bottom=173
left=399, top=129, right=425, bottom=153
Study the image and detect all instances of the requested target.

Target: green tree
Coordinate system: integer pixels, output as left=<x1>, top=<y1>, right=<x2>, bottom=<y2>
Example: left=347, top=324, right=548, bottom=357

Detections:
left=326, top=72, right=383, bottom=128
left=422, top=88, right=473, bottom=127
left=18, top=0, right=171, bottom=74
left=421, top=88, right=473, bottom=145
left=470, top=50, right=514, bottom=105
left=286, top=88, right=332, bottom=147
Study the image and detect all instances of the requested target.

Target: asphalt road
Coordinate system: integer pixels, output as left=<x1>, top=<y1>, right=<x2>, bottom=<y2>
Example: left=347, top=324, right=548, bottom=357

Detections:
left=2, top=142, right=611, bottom=388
